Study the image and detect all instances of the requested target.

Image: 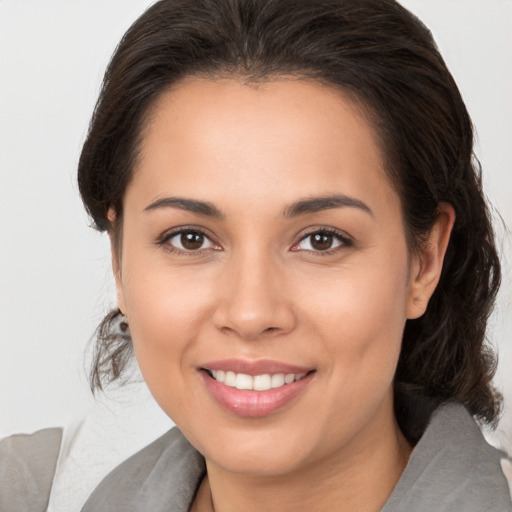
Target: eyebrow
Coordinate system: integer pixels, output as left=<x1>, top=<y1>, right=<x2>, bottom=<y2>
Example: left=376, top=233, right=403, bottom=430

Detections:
left=144, top=197, right=225, bottom=218
left=283, top=194, right=373, bottom=218
left=143, top=194, right=373, bottom=219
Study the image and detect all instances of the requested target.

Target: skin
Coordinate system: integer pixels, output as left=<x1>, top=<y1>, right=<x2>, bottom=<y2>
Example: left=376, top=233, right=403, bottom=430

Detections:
left=111, top=77, right=454, bottom=512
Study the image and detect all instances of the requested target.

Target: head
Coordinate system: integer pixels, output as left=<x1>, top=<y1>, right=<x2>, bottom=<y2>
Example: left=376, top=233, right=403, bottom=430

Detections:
left=78, top=0, right=501, bottom=459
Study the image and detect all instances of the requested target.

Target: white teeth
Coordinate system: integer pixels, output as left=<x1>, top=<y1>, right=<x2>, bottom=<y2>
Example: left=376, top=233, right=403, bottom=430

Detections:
left=253, top=374, right=272, bottom=391
left=271, top=373, right=285, bottom=388
left=235, top=373, right=253, bottom=390
left=225, top=371, right=236, bottom=387
left=284, top=373, right=295, bottom=384
left=209, top=370, right=308, bottom=390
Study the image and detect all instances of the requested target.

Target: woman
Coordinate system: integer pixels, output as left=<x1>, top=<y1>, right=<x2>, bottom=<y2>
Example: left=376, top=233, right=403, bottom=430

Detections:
left=75, top=0, right=510, bottom=510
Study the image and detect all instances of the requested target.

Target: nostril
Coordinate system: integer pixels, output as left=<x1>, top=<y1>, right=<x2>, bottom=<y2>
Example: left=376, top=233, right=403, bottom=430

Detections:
left=212, top=296, right=297, bottom=340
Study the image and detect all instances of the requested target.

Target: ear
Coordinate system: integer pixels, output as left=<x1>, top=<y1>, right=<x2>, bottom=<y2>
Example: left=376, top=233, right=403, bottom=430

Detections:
left=406, top=203, right=455, bottom=319
left=107, top=208, right=127, bottom=315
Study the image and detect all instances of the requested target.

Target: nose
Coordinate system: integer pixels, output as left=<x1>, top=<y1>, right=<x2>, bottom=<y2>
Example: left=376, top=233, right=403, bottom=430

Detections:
left=212, top=252, right=297, bottom=341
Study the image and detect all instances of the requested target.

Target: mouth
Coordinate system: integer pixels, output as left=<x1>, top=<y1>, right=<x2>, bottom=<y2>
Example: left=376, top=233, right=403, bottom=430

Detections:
left=199, top=359, right=316, bottom=417
left=206, top=369, right=308, bottom=391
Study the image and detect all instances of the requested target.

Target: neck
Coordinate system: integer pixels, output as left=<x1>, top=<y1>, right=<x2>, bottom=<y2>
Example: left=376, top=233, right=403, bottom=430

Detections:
left=194, top=407, right=412, bottom=512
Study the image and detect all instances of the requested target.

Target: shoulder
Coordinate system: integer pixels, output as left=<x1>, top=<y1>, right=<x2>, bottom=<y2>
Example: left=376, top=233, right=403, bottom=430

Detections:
left=81, top=427, right=205, bottom=512
left=0, top=427, right=63, bottom=512
left=383, top=403, right=512, bottom=512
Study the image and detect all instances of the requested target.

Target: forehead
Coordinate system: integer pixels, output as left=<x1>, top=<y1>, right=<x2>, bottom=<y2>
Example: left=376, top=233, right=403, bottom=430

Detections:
left=128, top=77, right=399, bottom=216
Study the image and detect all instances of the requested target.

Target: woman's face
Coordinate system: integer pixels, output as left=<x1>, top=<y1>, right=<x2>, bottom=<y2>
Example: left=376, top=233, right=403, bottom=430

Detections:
left=115, top=77, right=429, bottom=476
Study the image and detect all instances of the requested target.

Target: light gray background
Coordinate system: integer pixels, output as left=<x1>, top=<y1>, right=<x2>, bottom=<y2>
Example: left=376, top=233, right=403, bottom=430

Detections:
left=1, top=0, right=511, bottom=451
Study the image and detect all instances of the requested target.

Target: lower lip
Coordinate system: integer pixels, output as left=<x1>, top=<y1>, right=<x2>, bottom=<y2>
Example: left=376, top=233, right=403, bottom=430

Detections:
left=200, top=371, right=314, bottom=417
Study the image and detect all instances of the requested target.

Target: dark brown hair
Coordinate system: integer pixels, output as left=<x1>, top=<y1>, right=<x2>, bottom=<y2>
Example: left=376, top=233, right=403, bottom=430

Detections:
left=78, top=0, right=502, bottom=425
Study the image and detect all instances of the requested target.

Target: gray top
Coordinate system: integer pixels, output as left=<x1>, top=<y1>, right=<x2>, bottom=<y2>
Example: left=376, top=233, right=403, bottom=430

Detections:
left=82, top=403, right=512, bottom=512
left=0, top=427, right=62, bottom=512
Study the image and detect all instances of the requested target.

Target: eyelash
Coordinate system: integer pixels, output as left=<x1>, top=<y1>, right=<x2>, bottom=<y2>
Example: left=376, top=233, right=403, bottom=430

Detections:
left=292, top=227, right=353, bottom=255
left=157, top=227, right=220, bottom=256
left=157, top=227, right=353, bottom=255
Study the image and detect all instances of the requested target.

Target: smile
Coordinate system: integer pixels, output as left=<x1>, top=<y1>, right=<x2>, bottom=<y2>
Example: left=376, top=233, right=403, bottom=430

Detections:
left=200, top=360, right=315, bottom=417
left=209, top=370, right=307, bottom=391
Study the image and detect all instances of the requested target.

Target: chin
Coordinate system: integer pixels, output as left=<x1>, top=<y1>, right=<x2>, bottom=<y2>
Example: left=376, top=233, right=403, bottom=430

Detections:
left=184, top=419, right=321, bottom=477
left=209, top=446, right=311, bottom=477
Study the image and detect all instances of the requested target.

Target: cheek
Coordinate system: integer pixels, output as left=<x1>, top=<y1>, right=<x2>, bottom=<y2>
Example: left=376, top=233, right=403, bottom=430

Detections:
left=119, top=260, right=215, bottom=403
left=300, top=251, right=410, bottom=381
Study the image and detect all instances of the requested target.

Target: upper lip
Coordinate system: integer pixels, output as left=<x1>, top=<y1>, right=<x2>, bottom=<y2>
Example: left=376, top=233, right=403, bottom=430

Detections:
left=200, top=358, right=313, bottom=376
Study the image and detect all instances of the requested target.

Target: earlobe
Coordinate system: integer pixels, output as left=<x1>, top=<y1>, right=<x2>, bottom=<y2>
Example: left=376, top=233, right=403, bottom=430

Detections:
left=406, top=203, right=455, bottom=319
left=107, top=208, right=127, bottom=315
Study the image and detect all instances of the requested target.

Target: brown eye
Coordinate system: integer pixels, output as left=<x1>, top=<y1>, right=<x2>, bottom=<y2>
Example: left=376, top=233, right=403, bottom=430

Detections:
left=181, top=232, right=204, bottom=250
left=166, top=230, right=217, bottom=252
left=293, top=230, right=349, bottom=252
left=311, top=233, right=334, bottom=251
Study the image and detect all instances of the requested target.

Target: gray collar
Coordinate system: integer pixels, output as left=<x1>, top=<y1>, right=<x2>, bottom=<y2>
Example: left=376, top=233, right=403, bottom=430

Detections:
left=381, top=402, right=511, bottom=512
left=82, top=403, right=511, bottom=512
